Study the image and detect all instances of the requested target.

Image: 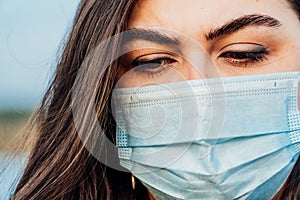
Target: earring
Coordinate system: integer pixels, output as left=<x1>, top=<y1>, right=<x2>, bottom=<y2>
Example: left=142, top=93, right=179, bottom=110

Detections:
left=131, top=175, right=136, bottom=190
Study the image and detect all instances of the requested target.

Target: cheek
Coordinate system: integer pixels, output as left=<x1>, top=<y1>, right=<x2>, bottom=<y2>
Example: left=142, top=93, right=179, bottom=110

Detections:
left=281, top=46, right=300, bottom=71
left=264, top=43, right=300, bottom=73
left=293, top=47, right=300, bottom=69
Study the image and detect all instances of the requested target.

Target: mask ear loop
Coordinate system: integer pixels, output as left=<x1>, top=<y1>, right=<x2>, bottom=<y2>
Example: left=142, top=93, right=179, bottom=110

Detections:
left=132, top=175, right=136, bottom=190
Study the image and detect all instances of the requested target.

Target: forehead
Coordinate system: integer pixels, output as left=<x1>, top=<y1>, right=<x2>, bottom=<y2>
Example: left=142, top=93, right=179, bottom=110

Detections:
left=129, top=0, right=297, bottom=32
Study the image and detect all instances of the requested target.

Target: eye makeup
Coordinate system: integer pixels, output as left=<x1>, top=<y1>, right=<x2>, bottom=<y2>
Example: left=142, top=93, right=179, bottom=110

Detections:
left=131, top=54, right=178, bottom=77
left=218, top=45, right=268, bottom=67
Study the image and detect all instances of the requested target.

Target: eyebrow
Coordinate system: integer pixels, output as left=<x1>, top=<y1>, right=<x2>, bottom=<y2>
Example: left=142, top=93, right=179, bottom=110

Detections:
left=206, top=14, right=282, bottom=41
left=122, top=28, right=180, bottom=46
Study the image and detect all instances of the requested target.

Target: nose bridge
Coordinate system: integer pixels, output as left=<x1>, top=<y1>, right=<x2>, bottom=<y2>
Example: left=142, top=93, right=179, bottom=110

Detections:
left=185, top=50, right=218, bottom=79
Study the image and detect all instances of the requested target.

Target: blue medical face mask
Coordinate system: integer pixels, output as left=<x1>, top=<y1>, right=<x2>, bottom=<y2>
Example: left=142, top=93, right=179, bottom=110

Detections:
left=112, top=72, right=300, bottom=200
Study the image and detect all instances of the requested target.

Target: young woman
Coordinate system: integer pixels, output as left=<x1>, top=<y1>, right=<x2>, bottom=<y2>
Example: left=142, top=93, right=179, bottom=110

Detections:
left=11, top=0, right=300, bottom=199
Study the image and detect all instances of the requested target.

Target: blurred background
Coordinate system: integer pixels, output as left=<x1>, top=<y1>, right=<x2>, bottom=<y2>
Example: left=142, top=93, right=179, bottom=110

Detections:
left=0, top=0, right=80, bottom=198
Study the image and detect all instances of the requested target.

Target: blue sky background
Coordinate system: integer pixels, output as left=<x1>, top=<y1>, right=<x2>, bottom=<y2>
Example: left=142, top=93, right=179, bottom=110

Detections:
left=0, top=0, right=80, bottom=111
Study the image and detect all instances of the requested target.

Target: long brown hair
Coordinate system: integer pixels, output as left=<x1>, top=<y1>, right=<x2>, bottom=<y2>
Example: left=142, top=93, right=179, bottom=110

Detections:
left=11, top=0, right=150, bottom=199
left=9, top=0, right=300, bottom=199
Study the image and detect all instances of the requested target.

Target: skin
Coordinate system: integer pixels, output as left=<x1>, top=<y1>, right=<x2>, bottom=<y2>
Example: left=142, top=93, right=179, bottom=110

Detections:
left=116, top=0, right=300, bottom=88
left=116, top=0, right=300, bottom=199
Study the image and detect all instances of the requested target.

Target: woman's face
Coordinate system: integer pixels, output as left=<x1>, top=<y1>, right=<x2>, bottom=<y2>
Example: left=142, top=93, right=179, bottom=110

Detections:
left=117, top=0, right=300, bottom=88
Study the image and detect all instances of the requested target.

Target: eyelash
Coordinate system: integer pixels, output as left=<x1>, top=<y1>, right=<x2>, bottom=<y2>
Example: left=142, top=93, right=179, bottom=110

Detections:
left=130, top=48, right=268, bottom=76
left=132, top=57, right=176, bottom=77
left=219, top=48, right=268, bottom=67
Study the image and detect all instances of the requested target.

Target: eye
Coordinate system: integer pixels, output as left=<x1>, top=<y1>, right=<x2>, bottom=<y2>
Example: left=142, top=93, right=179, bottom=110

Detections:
left=218, top=44, right=268, bottom=67
left=132, top=55, right=177, bottom=77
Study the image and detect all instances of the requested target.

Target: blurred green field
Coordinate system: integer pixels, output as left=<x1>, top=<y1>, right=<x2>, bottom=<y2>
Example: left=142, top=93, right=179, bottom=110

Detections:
left=0, top=111, right=31, bottom=151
